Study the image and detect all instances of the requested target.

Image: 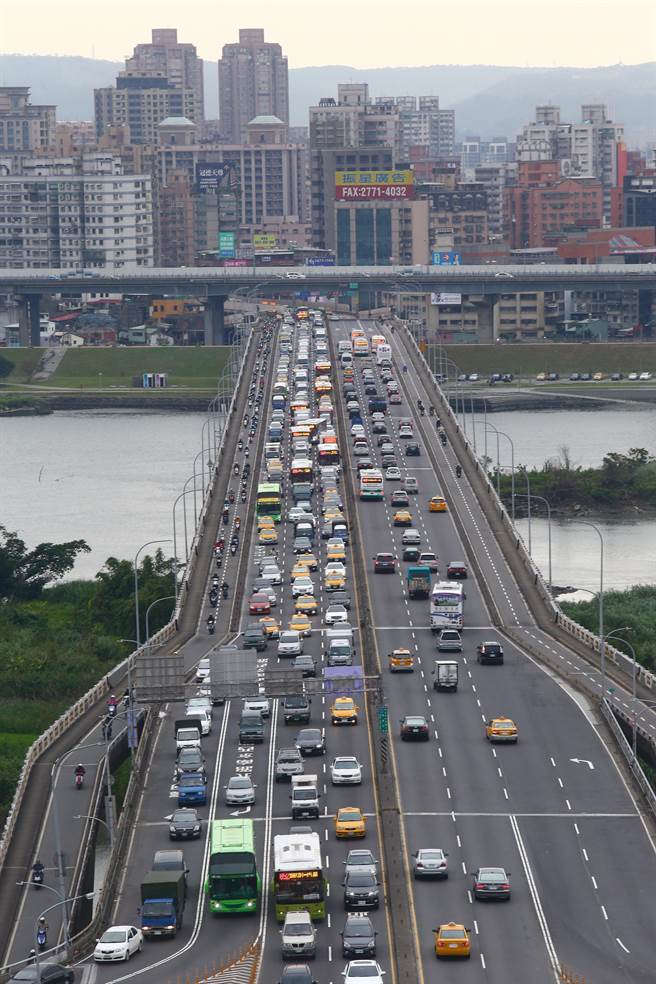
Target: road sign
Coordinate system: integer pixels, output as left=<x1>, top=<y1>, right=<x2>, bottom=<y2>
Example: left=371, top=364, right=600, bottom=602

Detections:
left=263, top=668, right=304, bottom=697
left=135, top=652, right=185, bottom=702
left=211, top=647, right=258, bottom=700
left=349, top=282, right=359, bottom=289
left=378, top=705, right=389, bottom=734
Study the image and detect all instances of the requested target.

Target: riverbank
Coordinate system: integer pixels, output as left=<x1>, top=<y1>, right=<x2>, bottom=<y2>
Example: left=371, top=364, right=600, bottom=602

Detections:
left=431, top=341, right=656, bottom=377
left=0, top=391, right=215, bottom=414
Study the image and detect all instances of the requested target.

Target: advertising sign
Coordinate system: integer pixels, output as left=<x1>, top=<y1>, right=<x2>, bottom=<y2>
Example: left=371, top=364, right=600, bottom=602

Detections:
left=431, top=251, right=462, bottom=265
left=431, top=292, right=463, bottom=306
left=224, top=258, right=249, bottom=267
left=306, top=257, right=336, bottom=266
left=253, top=233, right=278, bottom=250
left=335, top=170, right=414, bottom=201
left=218, top=231, right=236, bottom=259
left=196, top=163, right=231, bottom=192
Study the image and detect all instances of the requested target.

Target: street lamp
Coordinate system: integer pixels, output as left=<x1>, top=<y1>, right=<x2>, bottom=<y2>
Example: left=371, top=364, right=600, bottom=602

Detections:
left=603, top=628, right=637, bottom=758
left=485, top=423, right=515, bottom=520
left=512, top=492, right=553, bottom=593
left=13, top=884, right=94, bottom=981
left=172, top=489, right=197, bottom=567
left=134, top=539, right=172, bottom=649
left=144, top=596, right=176, bottom=642
left=568, top=520, right=605, bottom=698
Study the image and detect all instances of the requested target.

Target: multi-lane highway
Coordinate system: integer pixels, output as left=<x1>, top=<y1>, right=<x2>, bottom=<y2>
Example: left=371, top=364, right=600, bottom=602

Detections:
left=7, top=309, right=656, bottom=984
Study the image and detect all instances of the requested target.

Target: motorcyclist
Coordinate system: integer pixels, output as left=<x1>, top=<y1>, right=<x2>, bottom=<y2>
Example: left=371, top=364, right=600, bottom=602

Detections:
left=32, top=861, right=44, bottom=885
left=402, top=364, right=407, bottom=373
left=207, top=614, right=215, bottom=629
left=222, top=582, right=229, bottom=599
left=107, top=694, right=118, bottom=717
left=37, top=918, right=48, bottom=949
left=233, top=462, right=240, bottom=475
left=429, top=405, right=435, bottom=416
left=440, top=432, right=447, bottom=446
left=75, top=764, right=85, bottom=779
left=456, top=464, right=462, bottom=478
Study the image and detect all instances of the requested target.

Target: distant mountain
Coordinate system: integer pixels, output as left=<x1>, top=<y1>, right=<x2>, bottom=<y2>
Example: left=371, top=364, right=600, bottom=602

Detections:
left=1, top=54, right=654, bottom=145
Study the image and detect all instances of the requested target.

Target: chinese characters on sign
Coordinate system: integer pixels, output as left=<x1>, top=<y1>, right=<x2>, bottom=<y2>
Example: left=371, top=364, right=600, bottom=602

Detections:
left=335, top=170, right=415, bottom=201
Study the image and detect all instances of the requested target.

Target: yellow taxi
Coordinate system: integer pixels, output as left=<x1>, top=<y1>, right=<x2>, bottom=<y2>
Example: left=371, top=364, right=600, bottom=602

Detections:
left=258, top=616, right=280, bottom=639
left=536, top=372, right=547, bottom=382
left=388, top=648, right=415, bottom=673
left=335, top=807, right=366, bottom=839
left=315, top=378, right=332, bottom=393
left=295, top=594, right=318, bottom=616
left=324, top=507, right=342, bottom=524
left=291, top=562, right=310, bottom=582
left=393, top=509, right=413, bottom=527
left=325, top=568, right=346, bottom=591
left=259, top=527, right=278, bottom=545
left=428, top=496, right=448, bottom=513
left=434, top=923, right=471, bottom=959
left=298, top=551, right=318, bottom=572
left=257, top=515, right=275, bottom=531
left=288, top=613, right=312, bottom=637
left=485, top=717, right=518, bottom=743
left=330, top=697, right=359, bottom=725
left=593, top=372, right=604, bottom=381
left=326, top=541, right=346, bottom=562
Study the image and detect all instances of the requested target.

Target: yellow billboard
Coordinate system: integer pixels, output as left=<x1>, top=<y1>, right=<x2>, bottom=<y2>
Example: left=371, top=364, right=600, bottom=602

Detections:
left=253, top=233, right=278, bottom=250
left=335, top=170, right=415, bottom=201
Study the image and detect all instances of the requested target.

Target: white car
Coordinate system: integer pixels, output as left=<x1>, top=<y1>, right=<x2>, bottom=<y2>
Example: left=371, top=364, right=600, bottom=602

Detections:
left=325, top=562, right=346, bottom=578
left=94, top=925, right=144, bottom=962
left=325, top=605, right=348, bottom=625
left=353, top=441, right=369, bottom=456
left=351, top=424, right=366, bottom=437
left=186, top=696, right=213, bottom=718
left=195, top=658, right=210, bottom=683
left=330, top=756, right=362, bottom=784
left=628, top=372, right=639, bottom=381
left=243, top=694, right=270, bottom=717
left=385, top=467, right=402, bottom=481
left=343, top=960, right=386, bottom=984
left=639, top=371, right=652, bottom=381
left=292, top=576, right=315, bottom=598
left=260, top=565, right=282, bottom=585
left=278, top=631, right=303, bottom=657
left=398, top=427, right=414, bottom=439
left=186, top=709, right=211, bottom=735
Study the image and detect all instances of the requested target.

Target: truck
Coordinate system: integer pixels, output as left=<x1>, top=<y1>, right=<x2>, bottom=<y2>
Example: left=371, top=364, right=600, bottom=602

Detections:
left=433, top=660, right=458, bottom=692
left=140, top=870, right=186, bottom=938
left=290, top=774, right=320, bottom=819
left=407, top=565, right=432, bottom=600
left=175, top=719, right=201, bottom=752
left=376, top=342, right=392, bottom=366
left=323, top=665, right=364, bottom=697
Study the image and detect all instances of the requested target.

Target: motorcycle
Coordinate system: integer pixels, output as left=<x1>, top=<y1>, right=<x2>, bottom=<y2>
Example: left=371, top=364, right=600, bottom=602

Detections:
left=455, top=465, right=462, bottom=478
left=228, top=490, right=235, bottom=504
left=37, top=926, right=47, bottom=951
left=230, top=544, right=238, bottom=556
left=237, top=440, right=243, bottom=451
left=215, top=556, right=223, bottom=568
left=32, top=864, right=44, bottom=889
left=241, top=492, right=247, bottom=502
left=420, top=407, right=425, bottom=416
left=440, top=432, right=447, bottom=447
left=235, top=517, right=241, bottom=531
left=107, top=698, right=118, bottom=719
left=222, top=583, right=229, bottom=599
left=429, top=405, right=435, bottom=416
left=233, top=463, right=240, bottom=475
left=75, top=772, right=84, bottom=790
left=209, top=592, right=218, bottom=608
left=207, top=617, right=216, bottom=635
left=222, top=510, right=229, bottom=525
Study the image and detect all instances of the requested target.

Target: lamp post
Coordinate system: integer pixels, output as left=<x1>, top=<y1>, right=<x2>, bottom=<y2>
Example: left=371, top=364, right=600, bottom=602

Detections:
left=512, top=492, right=553, bottom=593
left=569, top=520, right=605, bottom=698
left=144, top=596, right=176, bottom=642
left=12, top=889, right=95, bottom=982
left=173, top=489, right=197, bottom=566
left=603, top=628, right=636, bottom=758
left=485, top=423, right=515, bottom=520
left=134, top=539, right=172, bottom=649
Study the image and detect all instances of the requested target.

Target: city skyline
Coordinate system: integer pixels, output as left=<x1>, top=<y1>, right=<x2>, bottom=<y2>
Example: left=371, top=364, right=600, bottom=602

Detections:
left=1, top=0, right=655, bottom=68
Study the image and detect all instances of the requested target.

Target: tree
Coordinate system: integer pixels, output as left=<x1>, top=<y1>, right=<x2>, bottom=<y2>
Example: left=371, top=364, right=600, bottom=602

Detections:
left=0, top=526, right=90, bottom=601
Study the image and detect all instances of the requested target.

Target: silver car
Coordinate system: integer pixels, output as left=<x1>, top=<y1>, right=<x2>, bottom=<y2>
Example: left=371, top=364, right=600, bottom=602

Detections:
left=412, top=848, right=448, bottom=879
left=224, top=775, right=255, bottom=806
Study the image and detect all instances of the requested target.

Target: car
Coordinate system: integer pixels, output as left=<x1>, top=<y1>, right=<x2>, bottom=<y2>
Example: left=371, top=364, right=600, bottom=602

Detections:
left=259, top=617, right=280, bottom=639
left=390, top=490, right=409, bottom=507
left=281, top=910, right=317, bottom=960
left=639, top=371, right=652, bottom=381
left=428, top=496, right=448, bottom=513
left=374, top=552, right=396, bottom=573
left=291, top=562, right=311, bottom=582
left=446, top=560, right=467, bottom=579
left=401, top=528, right=421, bottom=545
left=580, top=372, right=592, bottom=381
left=569, top=372, right=581, bottom=381
left=186, top=695, right=213, bottom=719
left=298, top=551, right=318, bottom=571
left=326, top=604, right=349, bottom=625
left=343, top=869, right=380, bottom=910
left=351, top=424, right=366, bottom=437
left=405, top=443, right=421, bottom=457
left=243, top=694, right=270, bottom=719
left=325, top=570, right=347, bottom=591
left=249, top=592, right=271, bottom=615
left=628, top=371, right=639, bottom=381
left=168, top=807, right=202, bottom=840
left=402, top=546, right=421, bottom=562
left=327, top=637, right=354, bottom=666
left=398, top=426, right=413, bottom=439
left=372, top=421, right=387, bottom=434
left=283, top=695, right=312, bottom=725
left=381, top=455, right=397, bottom=469
left=357, top=459, right=374, bottom=472
left=535, top=372, right=546, bottom=382
left=8, top=966, right=75, bottom=984
left=195, top=657, right=210, bottom=683
left=331, top=697, right=359, bottom=725
left=548, top=372, right=560, bottom=381
left=261, top=563, right=283, bottom=584
left=327, top=540, right=346, bottom=561
left=342, top=960, right=385, bottom=984
left=400, top=715, right=429, bottom=741
left=413, top=848, right=448, bottom=879
left=379, top=441, right=395, bottom=454
left=278, top=631, right=303, bottom=657
left=330, top=589, right=351, bottom=610
left=393, top=510, right=413, bottom=526
left=295, top=595, right=318, bottom=615
left=295, top=728, right=326, bottom=756
left=259, top=527, right=278, bottom=545
left=418, top=552, right=438, bottom=572
left=175, top=747, right=205, bottom=777
left=292, top=576, right=315, bottom=598
left=258, top=515, right=275, bottom=530
left=610, top=372, right=623, bottom=381
left=278, top=963, right=316, bottom=984
left=224, top=774, right=256, bottom=805
left=389, top=391, right=402, bottom=404
left=472, top=866, right=511, bottom=900
left=293, top=537, right=313, bottom=554
left=292, top=654, right=317, bottom=677
left=477, top=641, right=504, bottom=665
left=353, top=441, right=370, bottom=456
left=486, top=717, right=518, bottom=743
left=331, top=756, right=362, bottom=785
left=341, top=913, right=377, bottom=958
left=93, top=925, right=144, bottom=962
left=436, top=628, right=462, bottom=652
left=335, top=806, right=367, bottom=838
left=388, top=648, right=414, bottom=672
left=433, top=923, right=471, bottom=959
left=344, top=848, right=378, bottom=875
left=275, top=747, right=304, bottom=781
left=385, top=467, right=402, bottom=481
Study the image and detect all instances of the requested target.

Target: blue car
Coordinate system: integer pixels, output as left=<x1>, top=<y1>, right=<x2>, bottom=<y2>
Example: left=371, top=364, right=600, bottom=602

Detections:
left=177, top=771, right=207, bottom=806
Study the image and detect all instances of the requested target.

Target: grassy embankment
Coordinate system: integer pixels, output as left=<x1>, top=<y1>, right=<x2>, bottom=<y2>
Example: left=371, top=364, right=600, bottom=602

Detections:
left=561, top=586, right=656, bottom=673
left=428, top=342, right=656, bottom=380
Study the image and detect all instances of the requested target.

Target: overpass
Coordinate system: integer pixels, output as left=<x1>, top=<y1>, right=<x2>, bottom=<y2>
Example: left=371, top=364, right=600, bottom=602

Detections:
left=3, top=262, right=656, bottom=345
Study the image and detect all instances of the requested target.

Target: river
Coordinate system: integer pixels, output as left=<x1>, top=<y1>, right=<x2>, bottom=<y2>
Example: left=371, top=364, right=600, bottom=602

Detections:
left=1, top=405, right=655, bottom=592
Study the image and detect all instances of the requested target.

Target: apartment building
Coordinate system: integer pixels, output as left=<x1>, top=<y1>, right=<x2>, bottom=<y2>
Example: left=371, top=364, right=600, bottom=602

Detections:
left=219, top=29, right=288, bottom=142
left=0, top=87, right=56, bottom=154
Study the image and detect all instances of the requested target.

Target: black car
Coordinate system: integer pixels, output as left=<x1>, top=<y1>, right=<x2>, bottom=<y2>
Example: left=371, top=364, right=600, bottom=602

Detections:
left=405, top=443, right=421, bottom=457
left=472, top=866, right=511, bottom=900
left=292, top=654, right=317, bottom=678
left=295, top=728, right=325, bottom=756
left=477, top=641, right=504, bottom=665
left=400, top=715, right=430, bottom=741
left=364, top=384, right=378, bottom=396
left=343, top=870, right=380, bottom=910
left=278, top=964, right=316, bottom=984
left=243, top=625, right=268, bottom=651
left=610, top=372, right=623, bottom=381
left=330, top=590, right=351, bottom=610
left=374, top=552, right=396, bottom=573
left=175, top=747, right=205, bottom=777
left=341, top=913, right=377, bottom=958
left=381, top=455, right=397, bottom=469
left=293, top=536, right=313, bottom=554
left=9, top=967, right=75, bottom=984
left=372, top=422, right=387, bottom=434
left=356, top=458, right=374, bottom=472
left=168, top=808, right=202, bottom=839
left=402, top=546, right=421, bottom=562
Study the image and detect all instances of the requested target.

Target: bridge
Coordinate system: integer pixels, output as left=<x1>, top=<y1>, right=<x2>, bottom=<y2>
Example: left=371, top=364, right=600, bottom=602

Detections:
left=3, top=262, right=656, bottom=345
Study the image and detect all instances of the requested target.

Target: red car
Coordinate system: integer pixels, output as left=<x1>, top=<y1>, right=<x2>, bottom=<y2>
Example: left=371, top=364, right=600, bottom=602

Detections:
left=374, top=552, right=396, bottom=573
left=400, top=715, right=430, bottom=741
left=389, top=392, right=402, bottom=405
left=249, top=592, right=271, bottom=615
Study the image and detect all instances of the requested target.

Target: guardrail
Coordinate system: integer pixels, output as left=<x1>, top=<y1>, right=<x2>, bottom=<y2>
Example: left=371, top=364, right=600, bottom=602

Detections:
left=600, top=699, right=656, bottom=815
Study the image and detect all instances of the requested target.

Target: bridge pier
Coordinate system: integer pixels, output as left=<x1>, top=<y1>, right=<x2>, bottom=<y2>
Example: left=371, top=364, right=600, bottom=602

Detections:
left=473, top=297, right=495, bottom=344
left=17, top=294, right=42, bottom=347
left=204, top=296, right=231, bottom=345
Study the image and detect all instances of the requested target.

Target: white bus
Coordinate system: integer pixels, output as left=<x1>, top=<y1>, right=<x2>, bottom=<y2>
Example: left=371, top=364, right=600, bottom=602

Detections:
left=430, top=581, right=464, bottom=630
left=359, top=468, right=384, bottom=501
left=273, top=833, right=325, bottom=921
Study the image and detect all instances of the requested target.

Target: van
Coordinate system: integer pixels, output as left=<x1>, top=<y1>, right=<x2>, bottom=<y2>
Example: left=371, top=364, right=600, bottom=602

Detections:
left=437, top=628, right=462, bottom=652
left=341, top=352, right=353, bottom=367
left=272, top=395, right=286, bottom=411
left=239, top=709, right=265, bottom=743
left=269, top=423, right=283, bottom=440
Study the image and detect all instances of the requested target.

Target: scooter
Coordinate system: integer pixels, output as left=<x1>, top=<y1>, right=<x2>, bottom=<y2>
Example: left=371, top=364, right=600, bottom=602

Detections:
left=37, top=926, right=47, bottom=951
left=455, top=465, right=462, bottom=478
left=222, top=583, right=229, bottom=599
left=107, top=699, right=118, bottom=719
left=75, top=772, right=84, bottom=790
left=228, top=490, right=235, bottom=504
left=233, top=463, right=240, bottom=475
left=440, top=432, right=447, bottom=447
left=207, top=618, right=216, bottom=635
left=230, top=544, right=238, bottom=555
left=32, top=865, right=44, bottom=889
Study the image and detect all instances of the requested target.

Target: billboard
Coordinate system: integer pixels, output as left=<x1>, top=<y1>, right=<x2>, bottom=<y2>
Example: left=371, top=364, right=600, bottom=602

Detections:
left=431, top=251, right=462, bottom=265
left=218, top=231, right=236, bottom=258
left=253, top=233, right=278, bottom=250
left=306, top=257, right=336, bottom=266
left=335, top=170, right=414, bottom=201
left=196, top=163, right=231, bottom=192
left=224, top=258, right=249, bottom=267
left=431, top=292, right=462, bottom=306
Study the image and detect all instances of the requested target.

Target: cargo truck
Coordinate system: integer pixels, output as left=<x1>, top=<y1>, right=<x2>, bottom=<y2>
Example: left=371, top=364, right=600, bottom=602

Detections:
left=290, top=774, right=320, bottom=819
left=433, top=660, right=458, bottom=692
left=407, top=565, right=431, bottom=599
left=140, top=870, right=186, bottom=937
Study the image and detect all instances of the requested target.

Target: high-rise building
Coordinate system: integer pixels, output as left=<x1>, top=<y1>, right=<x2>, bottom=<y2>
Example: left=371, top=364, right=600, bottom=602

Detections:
left=373, top=95, right=455, bottom=160
left=219, top=29, right=289, bottom=143
left=505, top=161, right=603, bottom=248
left=0, top=87, right=56, bottom=155
left=623, top=173, right=656, bottom=231
left=95, top=29, right=203, bottom=144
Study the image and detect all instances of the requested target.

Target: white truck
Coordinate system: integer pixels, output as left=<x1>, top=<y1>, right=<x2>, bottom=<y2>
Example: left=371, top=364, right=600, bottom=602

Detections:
left=433, top=660, right=458, bottom=692
left=290, top=774, right=320, bottom=819
left=175, top=719, right=202, bottom=752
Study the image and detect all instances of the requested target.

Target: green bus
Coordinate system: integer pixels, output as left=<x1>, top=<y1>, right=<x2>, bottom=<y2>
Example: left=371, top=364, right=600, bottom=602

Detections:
left=257, top=482, right=282, bottom=523
left=205, top=819, right=260, bottom=915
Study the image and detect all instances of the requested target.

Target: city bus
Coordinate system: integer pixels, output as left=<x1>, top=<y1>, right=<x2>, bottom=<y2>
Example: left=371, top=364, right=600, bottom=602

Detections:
left=370, top=334, right=387, bottom=351
left=256, top=482, right=282, bottom=523
left=290, top=457, right=313, bottom=482
left=353, top=336, right=370, bottom=357
left=205, top=819, right=260, bottom=915
left=359, top=468, right=384, bottom=500
left=273, top=832, right=326, bottom=921
left=430, top=581, right=465, bottom=630
left=318, top=435, right=340, bottom=465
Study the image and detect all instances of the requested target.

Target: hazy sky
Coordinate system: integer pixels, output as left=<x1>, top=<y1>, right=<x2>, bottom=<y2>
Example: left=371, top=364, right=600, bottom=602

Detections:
left=2, top=0, right=654, bottom=67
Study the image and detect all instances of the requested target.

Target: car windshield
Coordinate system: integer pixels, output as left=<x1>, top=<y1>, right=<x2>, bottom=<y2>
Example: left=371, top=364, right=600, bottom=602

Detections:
left=480, top=869, right=506, bottom=881
left=348, top=873, right=375, bottom=887
left=348, top=968, right=380, bottom=978
left=281, top=633, right=298, bottom=643
left=335, top=759, right=358, bottom=768
left=286, top=923, right=311, bottom=936
left=420, top=851, right=443, bottom=861
left=300, top=730, right=321, bottom=741
left=441, top=929, right=466, bottom=940
left=172, top=810, right=195, bottom=822
left=346, top=921, right=373, bottom=937
left=100, top=930, right=127, bottom=943
left=178, top=774, right=203, bottom=786
left=229, top=777, right=251, bottom=788
left=494, top=722, right=514, bottom=730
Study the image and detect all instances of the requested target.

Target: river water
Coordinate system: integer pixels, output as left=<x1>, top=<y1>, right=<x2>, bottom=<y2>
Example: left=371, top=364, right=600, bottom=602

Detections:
left=1, top=405, right=655, bottom=591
